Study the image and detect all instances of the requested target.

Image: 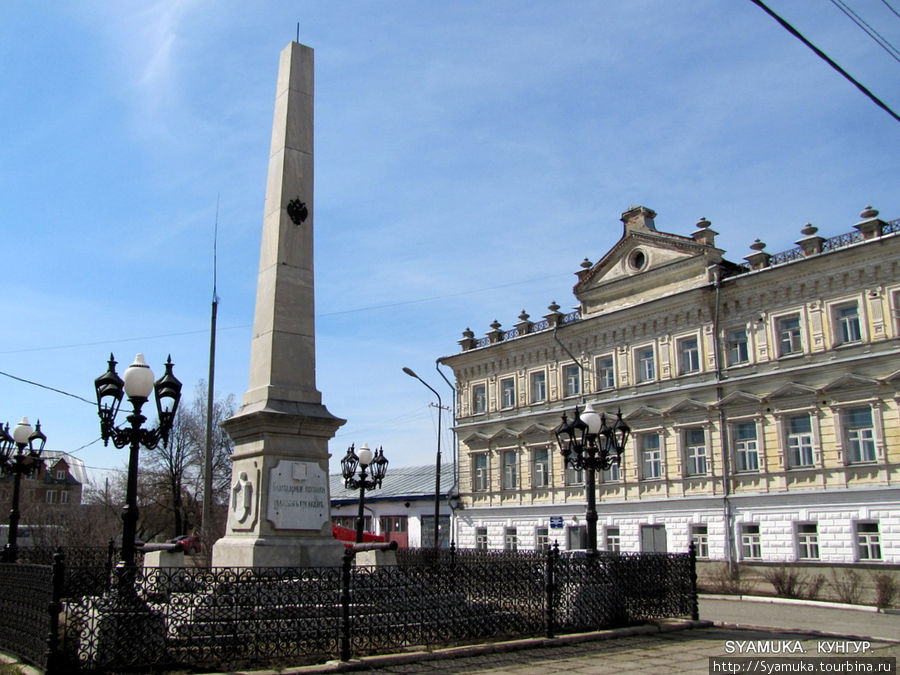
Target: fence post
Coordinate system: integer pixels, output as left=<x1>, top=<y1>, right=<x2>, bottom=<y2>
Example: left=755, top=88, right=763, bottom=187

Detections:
left=339, top=547, right=353, bottom=661
left=45, top=547, right=64, bottom=675
left=545, top=541, right=558, bottom=639
left=105, top=537, right=115, bottom=593
left=688, top=541, right=699, bottom=621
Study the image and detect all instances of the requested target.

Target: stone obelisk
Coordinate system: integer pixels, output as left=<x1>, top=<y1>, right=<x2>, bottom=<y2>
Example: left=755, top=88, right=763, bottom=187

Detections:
left=212, top=42, right=345, bottom=568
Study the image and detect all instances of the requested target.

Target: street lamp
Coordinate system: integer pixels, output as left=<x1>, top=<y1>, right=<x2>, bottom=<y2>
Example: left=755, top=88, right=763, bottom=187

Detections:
left=402, top=366, right=445, bottom=549
left=94, top=353, right=181, bottom=593
left=340, top=443, right=388, bottom=543
left=553, top=403, right=630, bottom=553
left=0, top=418, right=47, bottom=563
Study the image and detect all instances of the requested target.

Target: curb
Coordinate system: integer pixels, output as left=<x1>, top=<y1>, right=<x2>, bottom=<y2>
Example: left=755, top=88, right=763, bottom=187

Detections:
left=700, top=593, right=900, bottom=614
left=203, top=619, right=713, bottom=675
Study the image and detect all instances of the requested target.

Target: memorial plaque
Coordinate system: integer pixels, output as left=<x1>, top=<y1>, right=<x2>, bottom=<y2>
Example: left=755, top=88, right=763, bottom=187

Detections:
left=267, top=460, right=329, bottom=530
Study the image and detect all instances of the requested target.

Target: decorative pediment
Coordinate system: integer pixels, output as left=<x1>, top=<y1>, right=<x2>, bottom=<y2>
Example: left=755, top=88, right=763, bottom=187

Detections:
left=489, top=427, right=520, bottom=444
left=882, top=370, right=900, bottom=387
left=573, top=207, right=727, bottom=314
left=624, top=405, right=664, bottom=422
left=819, top=374, right=879, bottom=393
left=664, top=399, right=711, bottom=415
left=764, top=383, right=817, bottom=402
left=715, top=391, right=763, bottom=408
left=460, top=431, right=491, bottom=445
left=518, top=422, right=553, bottom=439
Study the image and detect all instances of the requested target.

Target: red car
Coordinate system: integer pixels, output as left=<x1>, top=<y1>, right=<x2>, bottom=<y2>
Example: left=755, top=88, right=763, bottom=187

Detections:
left=168, top=534, right=202, bottom=554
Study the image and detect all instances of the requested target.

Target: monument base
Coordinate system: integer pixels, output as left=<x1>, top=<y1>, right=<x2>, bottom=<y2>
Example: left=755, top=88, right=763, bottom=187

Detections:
left=212, top=535, right=344, bottom=568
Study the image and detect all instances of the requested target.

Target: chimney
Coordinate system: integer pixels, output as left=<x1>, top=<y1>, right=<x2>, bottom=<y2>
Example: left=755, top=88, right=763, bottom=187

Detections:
left=621, top=205, right=657, bottom=234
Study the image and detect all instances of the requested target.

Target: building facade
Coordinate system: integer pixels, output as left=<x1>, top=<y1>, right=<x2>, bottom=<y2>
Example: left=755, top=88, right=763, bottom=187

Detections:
left=440, top=205, right=899, bottom=564
left=330, top=464, right=456, bottom=548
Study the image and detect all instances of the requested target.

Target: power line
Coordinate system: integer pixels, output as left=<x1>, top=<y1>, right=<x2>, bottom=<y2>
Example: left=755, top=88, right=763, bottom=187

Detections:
left=830, top=0, right=900, bottom=63
left=0, top=369, right=95, bottom=406
left=879, top=0, right=900, bottom=21
left=749, top=0, right=900, bottom=123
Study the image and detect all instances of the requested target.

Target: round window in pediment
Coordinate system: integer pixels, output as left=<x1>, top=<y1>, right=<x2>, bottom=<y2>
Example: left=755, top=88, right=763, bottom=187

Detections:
left=628, top=249, right=647, bottom=271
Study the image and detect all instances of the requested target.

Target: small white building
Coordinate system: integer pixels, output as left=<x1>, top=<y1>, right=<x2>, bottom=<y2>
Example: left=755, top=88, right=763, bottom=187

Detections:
left=330, top=464, right=457, bottom=548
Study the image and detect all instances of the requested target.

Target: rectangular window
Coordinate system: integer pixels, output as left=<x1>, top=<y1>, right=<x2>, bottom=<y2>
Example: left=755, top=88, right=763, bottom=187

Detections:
left=740, top=524, right=761, bottom=560
left=533, top=448, right=550, bottom=488
left=637, top=347, right=655, bottom=382
left=845, top=407, right=876, bottom=463
left=602, top=461, right=621, bottom=482
left=46, top=490, right=58, bottom=504
left=565, top=465, right=584, bottom=486
left=475, top=526, right=488, bottom=551
left=500, top=377, right=516, bottom=409
left=856, top=522, right=881, bottom=561
left=567, top=525, right=587, bottom=551
left=504, top=527, right=518, bottom=551
left=787, top=414, right=814, bottom=468
left=595, top=355, right=615, bottom=390
left=55, top=469, right=66, bottom=481
left=605, top=527, right=621, bottom=553
left=797, top=523, right=819, bottom=560
left=691, top=525, right=709, bottom=559
left=727, top=328, right=749, bottom=366
left=685, top=427, right=707, bottom=476
left=502, top=451, right=518, bottom=490
left=678, top=337, right=700, bottom=374
left=472, top=454, right=488, bottom=492
left=421, top=516, right=451, bottom=548
left=734, top=422, right=759, bottom=472
left=563, top=364, right=581, bottom=398
left=472, top=383, right=487, bottom=414
left=536, top=527, right=550, bottom=552
left=836, top=303, right=861, bottom=344
left=641, top=434, right=662, bottom=480
left=777, top=315, right=802, bottom=356
left=530, top=371, right=546, bottom=403
left=60, top=491, right=69, bottom=504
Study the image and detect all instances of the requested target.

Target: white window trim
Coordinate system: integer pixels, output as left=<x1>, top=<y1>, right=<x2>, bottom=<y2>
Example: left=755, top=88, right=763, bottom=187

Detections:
left=674, top=332, right=702, bottom=376
left=528, top=369, right=548, bottom=404
left=633, top=344, right=657, bottom=383
left=499, top=376, right=516, bottom=410
left=795, top=522, right=820, bottom=561
left=594, top=353, right=616, bottom=391
left=681, top=426, right=709, bottom=477
left=636, top=431, right=664, bottom=481
left=771, top=309, right=806, bottom=359
left=724, top=324, right=752, bottom=367
left=501, top=449, right=519, bottom=491
left=532, top=446, right=551, bottom=488
left=560, top=362, right=582, bottom=399
left=471, top=380, right=488, bottom=415
left=472, top=453, right=490, bottom=493
left=830, top=401, right=883, bottom=465
left=824, top=294, right=868, bottom=348
left=729, top=416, right=764, bottom=473
left=774, top=408, right=820, bottom=470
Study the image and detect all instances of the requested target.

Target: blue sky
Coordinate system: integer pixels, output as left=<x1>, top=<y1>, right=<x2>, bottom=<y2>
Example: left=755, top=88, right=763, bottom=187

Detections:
left=1, top=1, right=898, bottom=488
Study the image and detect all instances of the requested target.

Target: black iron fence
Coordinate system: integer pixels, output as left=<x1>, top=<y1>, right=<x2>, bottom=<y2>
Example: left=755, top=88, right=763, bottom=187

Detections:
left=0, top=544, right=697, bottom=673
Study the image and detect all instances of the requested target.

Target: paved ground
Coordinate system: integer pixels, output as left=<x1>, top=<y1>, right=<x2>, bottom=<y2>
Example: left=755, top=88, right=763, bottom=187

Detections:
left=262, top=596, right=900, bottom=675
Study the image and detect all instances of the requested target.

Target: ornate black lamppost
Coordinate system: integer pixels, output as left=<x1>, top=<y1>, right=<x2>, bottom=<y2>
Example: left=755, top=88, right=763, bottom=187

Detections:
left=340, top=443, right=388, bottom=544
left=0, top=418, right=47, bottom=563
left=94, top=353, right=181, bottom=593
left=554, top=403, right=630, bottom=553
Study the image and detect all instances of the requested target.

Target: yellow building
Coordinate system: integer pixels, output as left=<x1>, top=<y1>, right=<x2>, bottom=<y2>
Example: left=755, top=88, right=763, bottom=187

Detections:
left=440, top=205, right=899, bottom=564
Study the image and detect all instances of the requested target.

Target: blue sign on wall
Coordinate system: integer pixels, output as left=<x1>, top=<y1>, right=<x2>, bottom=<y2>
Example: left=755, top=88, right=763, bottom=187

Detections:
left=550, top=516, right=564, bottom=529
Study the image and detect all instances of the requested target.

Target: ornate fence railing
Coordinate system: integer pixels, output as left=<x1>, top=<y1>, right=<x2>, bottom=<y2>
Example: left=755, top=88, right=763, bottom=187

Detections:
left=0, top=544, right=697, bottom=673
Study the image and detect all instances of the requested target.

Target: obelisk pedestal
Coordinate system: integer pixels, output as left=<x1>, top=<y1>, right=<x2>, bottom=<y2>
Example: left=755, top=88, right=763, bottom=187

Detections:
left=212, top=42, right=345, bottom=568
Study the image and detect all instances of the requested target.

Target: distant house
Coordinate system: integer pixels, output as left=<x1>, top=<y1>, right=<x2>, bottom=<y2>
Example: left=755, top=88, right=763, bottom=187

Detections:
left=330, top=464, right=457, bottom=548
left=0, top=450, right=86, bottom=546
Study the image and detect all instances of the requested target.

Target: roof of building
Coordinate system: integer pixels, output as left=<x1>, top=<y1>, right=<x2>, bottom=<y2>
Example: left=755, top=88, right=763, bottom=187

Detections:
left=41, top=451, right=88, bottom=486
left=330, top=463, right=456, bottom=503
